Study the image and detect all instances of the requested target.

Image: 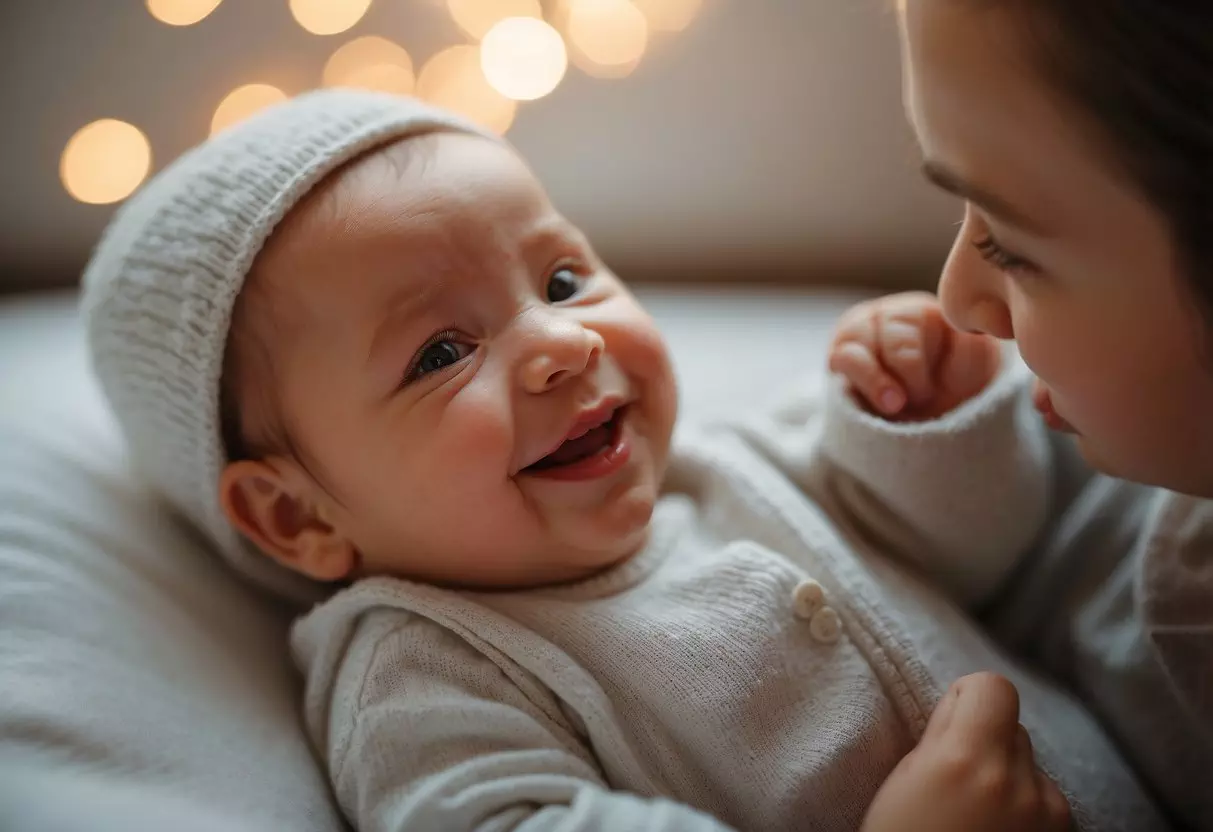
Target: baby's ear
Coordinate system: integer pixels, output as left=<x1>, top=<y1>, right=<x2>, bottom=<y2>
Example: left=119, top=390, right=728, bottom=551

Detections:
left=218, top=459, right=356, bottom=582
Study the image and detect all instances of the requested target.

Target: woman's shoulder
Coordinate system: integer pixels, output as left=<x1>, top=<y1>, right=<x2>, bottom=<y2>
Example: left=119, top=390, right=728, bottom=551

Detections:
left=1139, top=491, right=1213, bottom=719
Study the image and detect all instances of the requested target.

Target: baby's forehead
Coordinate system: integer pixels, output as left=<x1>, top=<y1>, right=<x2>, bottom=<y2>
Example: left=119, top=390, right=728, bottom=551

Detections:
left=288, top=134, right=436, bottom=241
left=274, top=131, right=545, bottom=256
left=250, top=135, right=437, bottom=296
left=248, top=131, right=563, bottom=315
left=272, top=132, right=559, bottom=276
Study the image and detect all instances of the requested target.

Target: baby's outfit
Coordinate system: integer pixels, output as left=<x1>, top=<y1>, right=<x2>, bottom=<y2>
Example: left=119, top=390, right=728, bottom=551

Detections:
left=79, top=90, right=1210, bottom=832
left=292, top=358, right=1177, bottom=832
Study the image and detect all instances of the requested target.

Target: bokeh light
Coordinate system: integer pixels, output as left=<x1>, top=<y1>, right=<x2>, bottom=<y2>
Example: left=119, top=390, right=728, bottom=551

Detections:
left=480, top=17, right=567, bottom=101
left=417, top=45, right=517, bottom=135
left=211, top=83, right=289, bottom=136
left=566, top=0, right=648, bottom=76
left=146, top=0, right=223, bottom=26
left=446, top=0, right=542, bottom=40
left=288, top=0, right=372, bottom=35
left=60, top=120, right=152, bottom=205
left=323, top=36, right=414, bottom=94
left=632, top=0, right=701, bottom=32
left=332, top=63, right=414, bottom=95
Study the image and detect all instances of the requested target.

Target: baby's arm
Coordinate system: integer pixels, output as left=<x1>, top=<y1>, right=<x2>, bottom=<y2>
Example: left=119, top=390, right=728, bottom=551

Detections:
left=733, top=293, right=1055, bottom=609
left=325, top=615, right=735, bottom=832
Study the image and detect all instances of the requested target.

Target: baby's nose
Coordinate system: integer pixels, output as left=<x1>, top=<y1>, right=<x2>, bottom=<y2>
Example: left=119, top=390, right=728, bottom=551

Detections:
left=518, top=318, right=604, bottom=394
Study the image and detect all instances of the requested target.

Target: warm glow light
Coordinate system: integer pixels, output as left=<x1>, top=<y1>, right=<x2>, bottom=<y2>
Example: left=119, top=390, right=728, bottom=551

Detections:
left=446, top=0, right=542, bottom=40
left=211, top=84, right=289, bottom=136
left=336, top=63, right=415, bottom=95
left=60, top=120, right=152, bottom=205
left=566, top=0, right=648, bottom=71
left=631, top=0, right=701, bottom=32
left=480, top=17, right=567, bottom=101
left=417, top=45, right=517, bottom=135
left=288, top=0, right=372, bottom=35
left=146, top=0, right=223, bottom=25
left=323, top=36, right=414, bottom=94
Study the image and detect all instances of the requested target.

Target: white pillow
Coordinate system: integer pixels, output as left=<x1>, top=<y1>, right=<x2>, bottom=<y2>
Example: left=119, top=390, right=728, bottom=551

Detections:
left=0, top=287, right=865, bottom=830
left=0, top=295, right=345, bottom=832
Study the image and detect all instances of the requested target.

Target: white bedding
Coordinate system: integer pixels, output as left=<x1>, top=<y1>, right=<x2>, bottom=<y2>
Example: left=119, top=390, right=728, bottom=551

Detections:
left=0, top=285, right=870, bottom=831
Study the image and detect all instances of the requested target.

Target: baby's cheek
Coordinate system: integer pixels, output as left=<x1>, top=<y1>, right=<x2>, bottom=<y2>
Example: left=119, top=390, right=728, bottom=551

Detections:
left=616, top=304, right=675, bottom=377
left=630, top=324, right=680, bottom=462
left=638, top=320, right=675, bottom=370
left=440, top=382, right=516, bottom=462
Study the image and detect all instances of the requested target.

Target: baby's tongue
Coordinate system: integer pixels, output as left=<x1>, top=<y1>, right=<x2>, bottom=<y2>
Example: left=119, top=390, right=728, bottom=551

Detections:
left=543, top=424, right=611, bottom=466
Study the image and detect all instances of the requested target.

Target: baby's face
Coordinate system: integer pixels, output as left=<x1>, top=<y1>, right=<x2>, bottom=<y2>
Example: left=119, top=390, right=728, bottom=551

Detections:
left=227, top=132, right=678, bottom=588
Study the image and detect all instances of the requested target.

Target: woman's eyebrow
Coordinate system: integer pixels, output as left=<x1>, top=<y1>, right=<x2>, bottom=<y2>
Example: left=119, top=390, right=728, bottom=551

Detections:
left=922, top=160, right=1050, bottom=236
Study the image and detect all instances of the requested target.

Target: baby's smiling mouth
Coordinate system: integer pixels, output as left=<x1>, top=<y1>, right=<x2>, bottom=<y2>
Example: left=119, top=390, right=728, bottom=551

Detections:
left=523, top=406, right=625, bottom=473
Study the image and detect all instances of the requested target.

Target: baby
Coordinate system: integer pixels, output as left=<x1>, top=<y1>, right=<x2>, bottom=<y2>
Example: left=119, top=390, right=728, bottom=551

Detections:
left=82, top=91, right=1164, bottom=832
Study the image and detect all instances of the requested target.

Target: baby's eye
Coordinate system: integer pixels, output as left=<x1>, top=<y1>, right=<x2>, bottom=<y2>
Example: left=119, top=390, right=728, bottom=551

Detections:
left=546, top=268, right=582, bottom=303
left=418, top=341, right=465, bottom=374
left=404, top=336, right=474, bottom=385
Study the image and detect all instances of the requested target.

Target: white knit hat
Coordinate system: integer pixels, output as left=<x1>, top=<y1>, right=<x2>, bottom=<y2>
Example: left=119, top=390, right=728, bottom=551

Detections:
left=81, top=89, right=495, bottom=606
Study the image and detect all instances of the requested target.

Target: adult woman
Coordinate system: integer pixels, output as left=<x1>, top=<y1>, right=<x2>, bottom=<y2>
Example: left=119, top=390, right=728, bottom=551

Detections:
left=840, top=2, right=1212, bottom=829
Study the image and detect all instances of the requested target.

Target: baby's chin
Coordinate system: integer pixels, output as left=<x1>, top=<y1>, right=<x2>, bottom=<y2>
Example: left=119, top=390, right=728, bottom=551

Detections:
left=544, top=485, right=657, bottom=572
left=569, top=490, right=656, bottom=558
left=481, top=525, right=651, bottom=590
left=551, top=538, right=650, bottom=587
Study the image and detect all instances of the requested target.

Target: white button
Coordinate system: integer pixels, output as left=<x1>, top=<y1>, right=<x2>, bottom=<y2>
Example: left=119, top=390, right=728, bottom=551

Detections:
left=792, top=579, right=825, bottom=619
left=809, top=606, right=842, bottom=644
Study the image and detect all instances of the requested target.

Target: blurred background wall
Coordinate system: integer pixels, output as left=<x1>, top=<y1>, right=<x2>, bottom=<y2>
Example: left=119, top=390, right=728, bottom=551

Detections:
left=0, top=0, right=961, bottom=294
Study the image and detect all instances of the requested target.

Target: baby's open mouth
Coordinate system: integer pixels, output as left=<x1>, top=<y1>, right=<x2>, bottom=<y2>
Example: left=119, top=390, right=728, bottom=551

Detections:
left=524, top=407, right=625, bottom=472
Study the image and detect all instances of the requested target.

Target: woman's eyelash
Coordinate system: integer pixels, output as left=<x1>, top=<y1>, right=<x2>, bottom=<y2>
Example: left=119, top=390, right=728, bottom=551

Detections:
left=972, top=235, right=1039, bottom=275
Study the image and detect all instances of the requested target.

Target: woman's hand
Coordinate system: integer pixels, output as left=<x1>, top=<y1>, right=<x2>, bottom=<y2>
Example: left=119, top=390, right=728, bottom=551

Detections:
left=829, top=292, right=1002, bottom=421
left=861, top=672, right=1071, bottom=832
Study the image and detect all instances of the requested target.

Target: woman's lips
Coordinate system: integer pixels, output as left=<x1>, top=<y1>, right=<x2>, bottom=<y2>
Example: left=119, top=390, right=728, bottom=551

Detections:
left=1032, top=378, right=1076, bottom=434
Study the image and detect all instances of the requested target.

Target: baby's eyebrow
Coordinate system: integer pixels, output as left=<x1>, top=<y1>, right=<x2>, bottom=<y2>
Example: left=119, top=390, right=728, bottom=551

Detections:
left=519, top=218, right=588, bottom=253
left=366, top=280, right=443, bottom=369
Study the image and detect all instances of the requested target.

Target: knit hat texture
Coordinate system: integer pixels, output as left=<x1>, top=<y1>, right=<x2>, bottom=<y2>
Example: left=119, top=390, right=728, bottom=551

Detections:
left=82, top=89, right=494, bottom=605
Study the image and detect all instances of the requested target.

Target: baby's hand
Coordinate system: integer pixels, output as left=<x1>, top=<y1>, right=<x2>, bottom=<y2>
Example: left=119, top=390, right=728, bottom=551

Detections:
left=829, top=292, right=1002, bottom=421
left=861, top=672, right=1071, bottom=832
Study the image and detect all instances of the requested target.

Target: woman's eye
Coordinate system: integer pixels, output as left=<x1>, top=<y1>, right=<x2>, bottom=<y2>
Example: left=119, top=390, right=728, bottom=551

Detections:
left=972, top=235, right=1040, bottom=276
left=404, top=337, right=473, bottom=384
left=546, top=268, right=582, bottom=303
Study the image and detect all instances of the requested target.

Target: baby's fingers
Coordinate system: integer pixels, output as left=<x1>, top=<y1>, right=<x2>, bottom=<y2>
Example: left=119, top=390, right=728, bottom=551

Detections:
left=829, top=340, right=907, bottom=416
left=876, top=317, right=935, bottom=408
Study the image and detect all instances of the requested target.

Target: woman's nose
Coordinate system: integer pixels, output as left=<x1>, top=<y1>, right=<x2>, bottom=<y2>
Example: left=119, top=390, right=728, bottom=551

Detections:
left=517, top=313, right=605, bottom=394
left=938, top=236, right=1014, bottom=340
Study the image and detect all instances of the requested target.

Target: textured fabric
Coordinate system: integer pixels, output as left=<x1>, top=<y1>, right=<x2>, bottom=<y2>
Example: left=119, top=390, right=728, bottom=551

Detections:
left=988, top=460, right=1213, bottom=830
left=79, top=89, right=494, bottom=606
left=0, top=367, right=344, bottom=832
left=0, top=750, right=268, bottom=832
left=293, top=358, right=1170, bottom=832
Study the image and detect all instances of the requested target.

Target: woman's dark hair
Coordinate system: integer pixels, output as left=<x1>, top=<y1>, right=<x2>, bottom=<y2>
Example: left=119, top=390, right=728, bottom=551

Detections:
left=999, top=1, right=1213, bottom=317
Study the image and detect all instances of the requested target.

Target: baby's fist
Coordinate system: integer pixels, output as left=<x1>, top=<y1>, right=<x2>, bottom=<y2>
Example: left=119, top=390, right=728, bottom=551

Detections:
left=829, top=292, right=1001, bottom=421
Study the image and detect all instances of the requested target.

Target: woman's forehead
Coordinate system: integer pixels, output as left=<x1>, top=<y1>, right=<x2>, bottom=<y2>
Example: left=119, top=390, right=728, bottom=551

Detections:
left=900, top=0, right=1133, bottom=237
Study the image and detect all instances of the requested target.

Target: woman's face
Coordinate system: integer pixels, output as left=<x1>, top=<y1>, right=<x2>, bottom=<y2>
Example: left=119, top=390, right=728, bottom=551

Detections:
left=899, top=0, right=1213, bottom=496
